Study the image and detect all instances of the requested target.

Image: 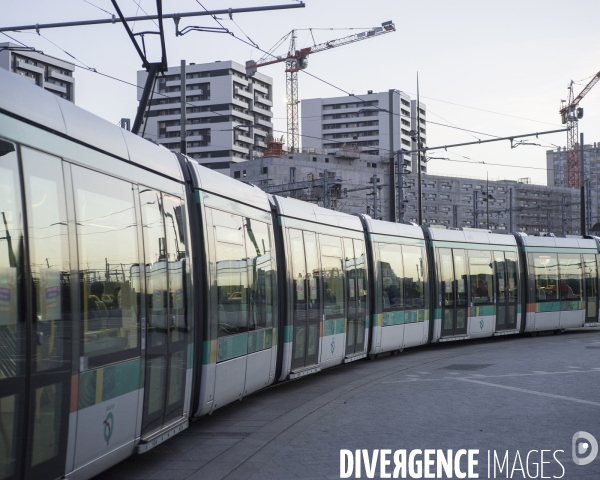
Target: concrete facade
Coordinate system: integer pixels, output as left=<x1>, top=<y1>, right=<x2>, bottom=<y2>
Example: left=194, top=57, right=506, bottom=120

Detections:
left=0, top=42, right=75, bottom=102
left=300, top=90, right=427, bottom=175
left=138, top=60, right=273, bottom=174
left=546, top=143, right=600, bottom=230
left=234, top=152, right=589, bottom=235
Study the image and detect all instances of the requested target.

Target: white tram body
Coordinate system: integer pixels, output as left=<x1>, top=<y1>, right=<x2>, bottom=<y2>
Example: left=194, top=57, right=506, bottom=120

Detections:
left=0, top=69, right=599, bottom=480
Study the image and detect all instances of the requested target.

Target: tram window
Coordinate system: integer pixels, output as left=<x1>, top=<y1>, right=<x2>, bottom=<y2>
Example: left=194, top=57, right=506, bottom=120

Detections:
left=303, top=232, right=321, bottom=326
left=438, top=248, right=454, bottom=308
left=505, top=251, right=519, bottom=303
left=468, top=250, right=493, bottom=305
left=403, top=245, right=426, bottom=309
left=289, top=229, right=306, bottom=324
left=558, top=253, right=582, bottom=301
left=214, top=213, right=248, bottom=337
left=244, top=219, right=275, bottom=330
left=532, top=253, right=559, bottom=301
left=583, top=254, right=598, bottom=317
left=320, top=235, right=344, bottom=319
left=453, top=250, right=468, bottom=307
left=0, top=140, right=24, bottom=479
left=73, top=166, right=140, bottom=367
left=354, top=240, right=368, bottom=315
left=379, top=243, right=404, bottom=311
left=22, top=148, right=70, bottom=373
left=162, top=195, right=187, bottom=343
left=494, top=253, right=507, bottom=304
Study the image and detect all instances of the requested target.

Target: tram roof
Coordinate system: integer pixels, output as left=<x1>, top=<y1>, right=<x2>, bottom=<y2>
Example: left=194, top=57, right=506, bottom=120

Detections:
left=518, top=234, right=598, bottom=250
left=273, top=196, right=364, bottom=232
left=425, top=225, right=517, bottom=246
left=0, top=68, right=183, bottom=182
left=188, top=161, right=272, bottom=213
left=362, top=217, right=425, bottom=240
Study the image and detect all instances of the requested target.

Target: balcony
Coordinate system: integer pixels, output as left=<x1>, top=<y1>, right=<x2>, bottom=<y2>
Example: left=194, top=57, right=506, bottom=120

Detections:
left=252, top=83, right=269, bottom=94
left=235, top=133, right=253, bottom=144
left=235, top=87, right=253, bottom=100
left=252, top=106, right=272, bottom=119
left=16, top=59, right=44, bottom=74
left=256, top=117, right=273, bottom=128
left=255, top=140, right=267, bottom=149
left=254, top=96, right=273, bottom=107
left=253, top=128, right=268, bottom=137
left=43, top=81, right=67, bottom=94
left=232, top=97, right=249, bottom=109
left=48, top=69, right=74, bottom=83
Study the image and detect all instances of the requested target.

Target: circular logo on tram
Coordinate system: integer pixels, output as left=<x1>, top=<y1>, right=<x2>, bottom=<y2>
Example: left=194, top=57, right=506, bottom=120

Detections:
left=103, top=412, right=114, bottom=446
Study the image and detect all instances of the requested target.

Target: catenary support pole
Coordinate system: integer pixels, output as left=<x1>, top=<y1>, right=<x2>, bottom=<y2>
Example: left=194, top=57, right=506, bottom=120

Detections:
left=580, top=132, right=586, bottom=235
left=416, top=73, right=423, bottom=225
left=397, top=151, right=404, bottom=223
left=561, top=195, right=566, bottom=235
left=180, top=60, right=187, bottom=155
left=388, top=90, right=396, bottom=222
left=509, top=188, right=513, bottom=232
left=373, top=174, right=378, bottom=219
left=473, top=190, right=478, bottom=228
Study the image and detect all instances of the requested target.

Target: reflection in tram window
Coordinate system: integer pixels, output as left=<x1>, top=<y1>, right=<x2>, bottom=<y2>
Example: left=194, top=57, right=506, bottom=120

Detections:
left=584, top=254, right=598, bottom=318
left=321, top=235, right=344, bottom=318
left=468, top=251, right=493, bottom=305
left=73, top=167, right=140, bottom=367
left=354, top=241, right=368, bottom=316
left=558, top=254, right=583, bottom=301
left=532, top=253, right=559, bottom=301
left=244, top=219, right=275, bottom=331
left=22, top=149, right=71, bottom=374
left=214, top=214, right=248, bottom=337
left=505, top=252, right=519, bottom=303
left=379, top=243, right=404, bottom=310
left=31, top=383, right=61, bottom=466
left=403, top=246, right=426, bottom=309
left=0, top=139, right=23, bottom=480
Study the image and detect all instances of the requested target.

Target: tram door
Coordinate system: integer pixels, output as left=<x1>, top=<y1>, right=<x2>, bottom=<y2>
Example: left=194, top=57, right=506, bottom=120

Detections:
left=494, top=251, right=519, bottom=331
left=439, top=248, right=469, bottom=337
left=289, top=230, right=321, bottom=370
left=344, top=239, right=367, bottom=355
left=0, top=144, right=72, bottom=480
left=583, top=254, right=598, bottom=324
left=140, top=190, right=188, bottom=436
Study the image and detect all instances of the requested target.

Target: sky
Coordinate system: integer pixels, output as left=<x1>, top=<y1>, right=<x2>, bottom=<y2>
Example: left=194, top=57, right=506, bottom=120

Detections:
left=3, top=0, right=600, bottom=185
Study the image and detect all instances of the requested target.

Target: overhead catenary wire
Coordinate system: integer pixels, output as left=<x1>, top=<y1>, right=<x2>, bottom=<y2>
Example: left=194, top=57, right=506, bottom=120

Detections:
left=8, top=32, right=568, bottom=176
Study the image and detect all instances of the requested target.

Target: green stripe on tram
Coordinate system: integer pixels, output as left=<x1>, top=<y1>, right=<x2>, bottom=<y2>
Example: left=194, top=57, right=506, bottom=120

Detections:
left=79, top=358, right=141, bottom=410
left=323, top=318, right=345, bottom=336
left=215, top=328, right=276, bottom=363
left=471, top=305, right=495, bottom=317
left=382, top=309, right=427, bottom=326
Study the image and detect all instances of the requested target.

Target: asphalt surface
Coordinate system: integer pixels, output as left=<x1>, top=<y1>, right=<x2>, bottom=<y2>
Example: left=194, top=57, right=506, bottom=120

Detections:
left=94, top=328, right=600, bottom=479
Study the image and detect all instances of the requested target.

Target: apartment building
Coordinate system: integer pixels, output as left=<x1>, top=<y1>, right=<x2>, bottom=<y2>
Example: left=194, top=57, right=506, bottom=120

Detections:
left=0, top=42, right=75, bottom=102
left=300, top=90, right=427, bottom=174
left=138, top=60, right=273, bottom=174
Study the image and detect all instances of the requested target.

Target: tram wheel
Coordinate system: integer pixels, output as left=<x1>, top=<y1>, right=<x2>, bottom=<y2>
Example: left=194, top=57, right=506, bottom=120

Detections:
left=368, top=354, right=378, bottom=361
left=528, top=331, right=539, bottom=337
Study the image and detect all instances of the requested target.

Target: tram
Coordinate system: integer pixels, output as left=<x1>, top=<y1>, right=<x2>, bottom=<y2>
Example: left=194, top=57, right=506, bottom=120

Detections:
left=0, top=69, right=598, bottom=480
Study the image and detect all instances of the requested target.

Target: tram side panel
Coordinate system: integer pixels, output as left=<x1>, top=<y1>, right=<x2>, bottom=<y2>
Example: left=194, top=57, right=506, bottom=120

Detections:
left=189, top=165, right=278, bottom=416
left=518, top=235, right=595, bottom=333
left=273, top=197, right=369, bottom=380
left=360, top=217, right=429, bottom=356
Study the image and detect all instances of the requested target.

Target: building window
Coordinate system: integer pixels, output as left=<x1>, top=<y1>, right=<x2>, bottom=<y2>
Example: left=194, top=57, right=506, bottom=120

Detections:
left=313, top=157, right=317, bottom=162
left=325, top=158, right=329, bottom=163
left=234, top=171, right=241, bottom=179
left=262, top=167, right=268, bottom=175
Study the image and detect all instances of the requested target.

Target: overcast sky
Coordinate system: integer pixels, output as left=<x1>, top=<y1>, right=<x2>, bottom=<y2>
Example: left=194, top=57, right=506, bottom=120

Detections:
left=4, top=0, right=600, bottom=184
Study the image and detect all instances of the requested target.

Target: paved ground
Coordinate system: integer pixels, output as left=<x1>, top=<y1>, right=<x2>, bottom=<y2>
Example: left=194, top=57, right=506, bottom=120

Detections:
left=95, top=329, right=600, bottom=479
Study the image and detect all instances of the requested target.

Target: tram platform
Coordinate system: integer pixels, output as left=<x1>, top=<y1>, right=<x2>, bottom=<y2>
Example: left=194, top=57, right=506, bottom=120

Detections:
left=94, top=328, right=600, bottom=480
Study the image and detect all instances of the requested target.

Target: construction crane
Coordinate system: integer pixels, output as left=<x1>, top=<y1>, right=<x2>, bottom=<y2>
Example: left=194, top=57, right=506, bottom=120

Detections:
left=559, top=70, right=600, bottom=188
left=246, top=21, right=396, bottom=152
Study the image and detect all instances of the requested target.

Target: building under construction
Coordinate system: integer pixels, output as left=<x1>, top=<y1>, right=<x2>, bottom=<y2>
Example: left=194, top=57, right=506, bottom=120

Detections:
left=233, top=151, right=595, bottom=235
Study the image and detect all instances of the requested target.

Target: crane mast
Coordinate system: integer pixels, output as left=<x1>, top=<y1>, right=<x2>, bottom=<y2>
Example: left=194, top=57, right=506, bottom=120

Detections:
left=559, top=70, right=600, bottom=188
left=247, top=21, right=396, bottom=152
